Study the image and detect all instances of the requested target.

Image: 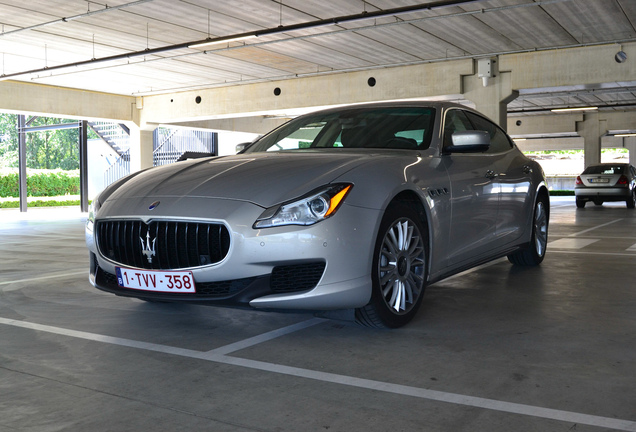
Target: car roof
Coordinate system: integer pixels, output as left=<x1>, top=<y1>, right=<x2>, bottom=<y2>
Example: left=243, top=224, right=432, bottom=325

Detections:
left=302, top=100, right=475, bottom=116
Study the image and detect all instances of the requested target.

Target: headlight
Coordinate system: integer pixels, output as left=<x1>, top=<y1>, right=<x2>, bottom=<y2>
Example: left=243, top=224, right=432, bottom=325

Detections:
left=254, top=184, right=353, bottom=228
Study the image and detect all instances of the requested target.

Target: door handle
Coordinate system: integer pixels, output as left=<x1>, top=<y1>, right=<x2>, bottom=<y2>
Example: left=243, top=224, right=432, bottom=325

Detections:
left=485, top=170, right=499, bottom=179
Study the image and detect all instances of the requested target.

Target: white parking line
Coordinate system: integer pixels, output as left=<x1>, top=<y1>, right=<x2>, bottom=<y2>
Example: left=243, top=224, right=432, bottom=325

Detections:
left=549, top=250, right=636, bottom=257
left=0, top=271, right=87, bottom=287
left=1, top=317, right=635, bottom=431
left=207, top=318, right=327, bottom=355
left=548, top=238, right=599, bottom=249
left=569, top=219, right=623, bottom=237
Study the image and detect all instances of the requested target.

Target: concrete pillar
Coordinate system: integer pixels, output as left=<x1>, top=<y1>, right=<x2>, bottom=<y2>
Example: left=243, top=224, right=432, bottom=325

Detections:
left=625, top=138, right=636, bottom=166
left=463, top=58, right=518, bottom=130
left=576, top=113, right=605, bottom=168
left=127, top=100, right=157, bottom=172
left=128, top=125, right=155, bottom=172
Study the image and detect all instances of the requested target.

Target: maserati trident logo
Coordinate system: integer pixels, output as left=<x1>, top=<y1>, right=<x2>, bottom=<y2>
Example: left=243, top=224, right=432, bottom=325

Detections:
left=140, top=230, right=156, bottom=263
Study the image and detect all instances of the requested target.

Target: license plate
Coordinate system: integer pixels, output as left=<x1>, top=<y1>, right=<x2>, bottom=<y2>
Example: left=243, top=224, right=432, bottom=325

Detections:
left=116, top=267, right=196, bottom=293
left=589, top=178, right=609, bottom=183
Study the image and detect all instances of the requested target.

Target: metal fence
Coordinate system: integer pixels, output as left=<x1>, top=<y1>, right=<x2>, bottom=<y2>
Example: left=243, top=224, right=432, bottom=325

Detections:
left=104, top=149, right=130, bottom=187
left=102, top=128, right=217, bottom=188
left=153, top=128, right=217, bottom=166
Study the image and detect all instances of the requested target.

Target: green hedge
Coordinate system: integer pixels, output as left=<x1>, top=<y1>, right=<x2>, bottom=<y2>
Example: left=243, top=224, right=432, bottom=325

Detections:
left=549, top=190, right=575, bottom=196
left=0, top=199, right=82, bottom=209
left=0, top=171, right=80, bottom=198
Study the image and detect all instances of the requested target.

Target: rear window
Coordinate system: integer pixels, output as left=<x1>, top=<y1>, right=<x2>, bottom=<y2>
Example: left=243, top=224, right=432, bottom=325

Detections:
left=582, top=165, right=626, bottom=175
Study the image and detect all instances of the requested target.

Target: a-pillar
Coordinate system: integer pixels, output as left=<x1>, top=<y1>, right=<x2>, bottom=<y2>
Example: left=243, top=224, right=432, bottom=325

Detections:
left=127, top=124, right=156, bottom=172
left=576, top=113, right=605, bottom=168
left=462, top=58, right=518, bottom=131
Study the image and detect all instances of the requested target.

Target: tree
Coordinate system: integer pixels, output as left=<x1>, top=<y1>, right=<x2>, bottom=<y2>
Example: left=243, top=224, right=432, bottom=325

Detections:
left=0, top=113, right=18, bottom=167
left=0, top=114, right=80, bottom=170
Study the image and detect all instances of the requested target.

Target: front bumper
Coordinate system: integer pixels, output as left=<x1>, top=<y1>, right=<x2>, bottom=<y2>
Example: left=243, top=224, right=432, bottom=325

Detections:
left=86, top=196, right=380, bottom=311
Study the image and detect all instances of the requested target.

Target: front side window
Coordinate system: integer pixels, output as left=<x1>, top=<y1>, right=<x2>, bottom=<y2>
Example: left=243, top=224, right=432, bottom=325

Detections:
left=464, top=112, right=513, bottom=154
left=443, top=108, right=514, bottom=154
left=442, top=109, right=473, bottom=149
left=245, top=107, right=436, bottom=153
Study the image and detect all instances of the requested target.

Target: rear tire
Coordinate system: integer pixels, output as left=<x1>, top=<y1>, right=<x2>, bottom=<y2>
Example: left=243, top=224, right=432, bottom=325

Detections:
left=576, top=198, right=586, bottom=208
left=355, top=202, right=427, bottom=329
left=508, top=195, right=549, bottom=266
left=627, top=190, right=635, bottom=209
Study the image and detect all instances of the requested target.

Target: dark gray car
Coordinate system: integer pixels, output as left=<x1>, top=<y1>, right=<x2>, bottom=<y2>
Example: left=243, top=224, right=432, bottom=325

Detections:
left=86, top=102, right=549, bottom=328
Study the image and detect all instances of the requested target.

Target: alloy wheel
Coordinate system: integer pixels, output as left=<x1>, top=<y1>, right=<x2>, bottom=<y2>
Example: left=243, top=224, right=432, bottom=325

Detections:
left=534, top=201, right=548, bottom=257
left=378, top=218, right=425, bottom=314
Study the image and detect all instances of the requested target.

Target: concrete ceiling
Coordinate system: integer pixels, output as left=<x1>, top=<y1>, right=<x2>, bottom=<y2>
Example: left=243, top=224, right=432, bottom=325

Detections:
left=1, top=0, right=636, bottom=114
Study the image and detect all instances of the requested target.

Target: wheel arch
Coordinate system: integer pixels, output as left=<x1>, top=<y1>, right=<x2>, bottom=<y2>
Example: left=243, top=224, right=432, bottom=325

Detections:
left=535, top=183, right=551, bottom=219
left=355, top=190, right=431, bottom=328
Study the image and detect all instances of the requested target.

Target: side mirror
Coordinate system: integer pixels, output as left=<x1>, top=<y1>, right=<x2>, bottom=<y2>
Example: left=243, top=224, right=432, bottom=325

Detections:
left=235, top=142, right=250, bottom=153
left=445, top=131, right=490, bottom=153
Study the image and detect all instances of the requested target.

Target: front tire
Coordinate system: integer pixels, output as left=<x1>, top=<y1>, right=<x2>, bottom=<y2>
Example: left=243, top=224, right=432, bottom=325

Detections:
left=355, top=203, right=428, bottom=329
left=508, top=195, right=549, bottom=266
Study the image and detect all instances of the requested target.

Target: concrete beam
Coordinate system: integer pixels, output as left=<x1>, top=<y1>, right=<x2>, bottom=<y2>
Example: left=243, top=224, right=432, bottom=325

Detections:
left=0, top=80, right=135, bottom=122
left=507, top=114, right=583, bottom=137
left=139, top=60, right=473, bottom=123
left=515, top=137, right=583, bottom=152
left=603, top=111, right=636, bottom=131
left=514, top=137, right=623, bottom=152
left=508, top=111, right=636, bottom=138
left=173, top=116, right=289, bottom=136
left=500, top=42, right=636, bottom=89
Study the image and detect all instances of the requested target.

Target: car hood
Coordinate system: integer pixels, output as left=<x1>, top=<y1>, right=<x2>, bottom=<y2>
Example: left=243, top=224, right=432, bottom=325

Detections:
left=106, top=151, right=375, bottom=208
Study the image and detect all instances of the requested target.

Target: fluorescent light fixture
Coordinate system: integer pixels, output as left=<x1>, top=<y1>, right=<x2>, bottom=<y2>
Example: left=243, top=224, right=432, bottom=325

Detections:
left=615, top=133, right=636, bottom=137
left=550, top=106, right=598, bottom=112
left=189, top=34, right=257, bottom=49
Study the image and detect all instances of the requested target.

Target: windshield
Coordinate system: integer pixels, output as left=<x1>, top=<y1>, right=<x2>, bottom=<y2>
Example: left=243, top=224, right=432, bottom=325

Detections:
left=245, top=107, right=436, bottom=153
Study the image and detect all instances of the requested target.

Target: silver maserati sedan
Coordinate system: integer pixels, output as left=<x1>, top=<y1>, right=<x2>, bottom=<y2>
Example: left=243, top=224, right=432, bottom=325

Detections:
left=86, top=102, right=549, bottom=328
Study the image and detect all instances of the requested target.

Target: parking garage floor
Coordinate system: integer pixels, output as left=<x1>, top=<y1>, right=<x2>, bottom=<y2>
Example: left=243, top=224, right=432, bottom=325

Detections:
left=1, top=197, right=635, bottom=432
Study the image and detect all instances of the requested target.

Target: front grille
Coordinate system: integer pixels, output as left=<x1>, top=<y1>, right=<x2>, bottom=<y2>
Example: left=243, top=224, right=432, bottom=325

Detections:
left=96, top=220, right=230, bottom=270
left=270, top=262, right=326, bottom=293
